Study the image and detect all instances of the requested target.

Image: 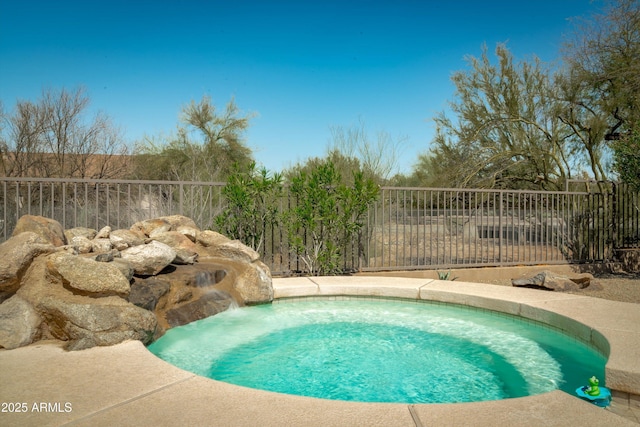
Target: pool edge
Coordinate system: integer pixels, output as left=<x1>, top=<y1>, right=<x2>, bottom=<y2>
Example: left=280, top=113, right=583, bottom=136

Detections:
left=274, top=276, right=640, bottom=401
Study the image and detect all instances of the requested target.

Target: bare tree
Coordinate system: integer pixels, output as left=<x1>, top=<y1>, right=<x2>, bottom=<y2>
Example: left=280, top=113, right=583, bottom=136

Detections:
left=0, top=87, right=130, bottom=178
left=329, top=118, right=407, bottom=183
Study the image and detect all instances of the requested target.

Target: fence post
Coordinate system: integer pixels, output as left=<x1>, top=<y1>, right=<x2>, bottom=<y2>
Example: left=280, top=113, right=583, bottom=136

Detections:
left=499, top=191, right=504, bottom=263
left=612, top=182, right=618, bottom=253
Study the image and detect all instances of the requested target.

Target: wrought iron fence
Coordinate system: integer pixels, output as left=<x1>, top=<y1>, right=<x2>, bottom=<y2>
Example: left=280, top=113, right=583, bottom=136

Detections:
left=364, top=187, right=613, bottom=271
left=1, top=177, right=638, bottom=274
left=0, top=177, right=226, bottom=240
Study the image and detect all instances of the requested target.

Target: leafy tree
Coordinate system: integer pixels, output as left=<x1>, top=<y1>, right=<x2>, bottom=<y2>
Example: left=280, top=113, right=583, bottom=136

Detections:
left=562, top=0, right=640, bottom=186
left=421, top=45, right=578, bottom=190
left=0, top=87, right=129, bottom=178
left=132, top=96, right=253, bottom=181
left=612, top=127, right=640, bottom=190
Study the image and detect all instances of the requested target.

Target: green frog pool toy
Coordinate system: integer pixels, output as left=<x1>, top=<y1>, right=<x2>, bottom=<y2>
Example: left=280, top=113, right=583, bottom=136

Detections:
left=585, top=376, right=600, bottom=396
left=576, top=376, right=610, bottom=407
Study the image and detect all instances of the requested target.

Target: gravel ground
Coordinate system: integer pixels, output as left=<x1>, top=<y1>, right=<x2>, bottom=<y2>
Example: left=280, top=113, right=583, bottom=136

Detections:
left=483, top=272, right=640, bottom=304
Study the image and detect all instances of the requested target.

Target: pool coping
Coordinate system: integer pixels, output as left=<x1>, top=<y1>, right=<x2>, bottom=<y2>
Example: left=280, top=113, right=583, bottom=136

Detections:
left=0, top=277, right=639, bottom=426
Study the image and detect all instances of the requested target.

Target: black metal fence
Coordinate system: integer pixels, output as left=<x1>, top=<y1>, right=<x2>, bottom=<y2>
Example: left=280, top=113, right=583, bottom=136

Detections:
left=1, top=177, right=638, bottom=274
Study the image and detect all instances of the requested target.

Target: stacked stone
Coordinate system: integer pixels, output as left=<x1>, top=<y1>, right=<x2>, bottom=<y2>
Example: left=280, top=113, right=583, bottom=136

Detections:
left=0, top=215, right=273, bottom=351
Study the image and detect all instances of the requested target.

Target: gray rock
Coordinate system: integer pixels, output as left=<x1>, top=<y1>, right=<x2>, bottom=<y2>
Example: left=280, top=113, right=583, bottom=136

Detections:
left=511, top=270, right=593, bottom=291
left=110, top=229, right=145, bottom=251
left=111, top=258, right=135, bottom=282
left=91, top=238, right=112, bottom=253
left=95, top=225, right=111, bottom=239
left=129, top=278, right=171, bottom=311
left=65, top=227, right=97, bottom=241
left=120, top=240, right=176, bottom=276
left=511, top=274, right=546, bottom=288
left=70, top=235, right=93, bottom=254
left=48, top=252, right=131, bottom=298
left=94, top=252, right=115, bottom=262
left=165, top=290, right=235, bottom=328
left=0, top=295, right=41, bottom=349
left=151, top=231, right=198, bottom=265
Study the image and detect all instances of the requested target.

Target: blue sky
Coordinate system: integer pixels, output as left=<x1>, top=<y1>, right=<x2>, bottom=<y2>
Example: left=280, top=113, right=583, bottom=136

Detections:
left=0, top=1, right=600, bottom=176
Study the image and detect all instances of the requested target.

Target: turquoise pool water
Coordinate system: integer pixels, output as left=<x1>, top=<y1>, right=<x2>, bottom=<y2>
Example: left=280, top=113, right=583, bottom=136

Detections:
left=148, top=298, right=606, bottom=404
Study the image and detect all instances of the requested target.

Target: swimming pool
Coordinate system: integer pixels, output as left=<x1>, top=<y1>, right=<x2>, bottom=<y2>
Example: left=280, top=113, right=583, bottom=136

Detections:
left=148, top=298, right=606, bottom=404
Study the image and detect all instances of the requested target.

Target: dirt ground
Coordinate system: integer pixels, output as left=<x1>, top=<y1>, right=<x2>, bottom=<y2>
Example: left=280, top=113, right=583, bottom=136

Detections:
left=482, top=272, right=640, bottom=304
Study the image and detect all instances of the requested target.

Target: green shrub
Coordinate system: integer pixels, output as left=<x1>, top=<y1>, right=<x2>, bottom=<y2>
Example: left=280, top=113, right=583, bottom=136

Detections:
left=215, top=162, right=283, bottom=252
left=286, top=161, right=379, bottom=275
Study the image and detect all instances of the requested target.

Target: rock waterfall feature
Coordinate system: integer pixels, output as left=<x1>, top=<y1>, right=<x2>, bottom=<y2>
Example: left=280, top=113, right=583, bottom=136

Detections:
left=0, top=215, right=273, bottom=351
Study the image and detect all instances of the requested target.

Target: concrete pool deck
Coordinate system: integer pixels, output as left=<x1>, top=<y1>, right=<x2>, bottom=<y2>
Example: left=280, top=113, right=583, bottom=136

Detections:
left=1, top=277, right=639, bottom=426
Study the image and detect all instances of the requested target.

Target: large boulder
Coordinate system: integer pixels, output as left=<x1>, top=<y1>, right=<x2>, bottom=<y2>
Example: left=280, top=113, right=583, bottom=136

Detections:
left=120, top=241, right=176, bottom=275
left=91, top=238, right=112, bottom=253
left=160, top=215, right=198, bottom=230
left=43, top=295, right=157, bottom=351
left=69, top=235, right=93, bottom=254
left=0, top=232, right=57, bottom=301
left=18, top=256, right=157, bottom=351
left=128, top=278, right=171, bottom=311
left=47, top=252, right=131, bottom=298
left=0, top=295, right=41, bottom=349
left=512, top=271, right=594, bottom=291
left=11, top=215, right=67, bottom=246
left=205, top=239, right=260, bottom=264
left=64, top=227, right=97, bottom=241
left=165, top=291, right=236, bottom=328
left=131, top=218, right=171, bottom=238
left=95, top=226, right=111, bottom=239
left=234, top=260, right=273, bottom=304
left=110, top=258, right=135, bottom=282
left=151, top=231, right=198, bottom=264
left=109, top=229, right=145, bottom=251
left=196, top=230, right=231, bottom=247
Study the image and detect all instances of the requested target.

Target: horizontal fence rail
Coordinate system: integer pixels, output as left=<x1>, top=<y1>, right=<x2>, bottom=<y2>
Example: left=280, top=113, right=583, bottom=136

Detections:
left=1, top=177, right=638, bottom=274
